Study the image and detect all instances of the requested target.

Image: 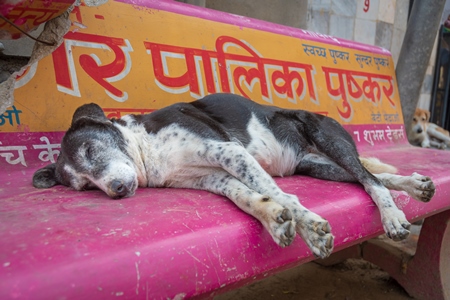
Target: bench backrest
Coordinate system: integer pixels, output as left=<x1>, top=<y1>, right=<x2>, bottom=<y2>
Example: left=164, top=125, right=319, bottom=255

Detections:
left=1, top=0, right=406, bottom=172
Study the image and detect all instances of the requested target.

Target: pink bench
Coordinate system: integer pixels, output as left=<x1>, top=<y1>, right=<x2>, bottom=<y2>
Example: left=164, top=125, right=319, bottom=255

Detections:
left=1, top=1, right=449, bottom=299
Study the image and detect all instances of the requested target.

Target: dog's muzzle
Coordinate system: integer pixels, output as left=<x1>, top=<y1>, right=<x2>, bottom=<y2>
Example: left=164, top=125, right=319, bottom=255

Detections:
left=412, top=123, right=425, bottom=135
left=109, top=179, right=136, bottom=199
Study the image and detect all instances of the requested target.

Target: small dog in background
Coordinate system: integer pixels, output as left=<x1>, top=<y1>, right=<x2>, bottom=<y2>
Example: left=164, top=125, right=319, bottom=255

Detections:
left=410, top=108, right=450, bottom=149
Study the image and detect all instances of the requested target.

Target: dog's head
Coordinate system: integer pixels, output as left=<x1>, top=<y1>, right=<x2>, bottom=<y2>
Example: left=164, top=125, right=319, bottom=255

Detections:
left=33, top=103, right=138, bottom=199
left=412, top=108, right=430, bottom=134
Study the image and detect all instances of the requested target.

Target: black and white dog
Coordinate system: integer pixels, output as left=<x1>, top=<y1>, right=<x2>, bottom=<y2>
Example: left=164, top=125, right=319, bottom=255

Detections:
left=33, top=93, right=435, bottom=258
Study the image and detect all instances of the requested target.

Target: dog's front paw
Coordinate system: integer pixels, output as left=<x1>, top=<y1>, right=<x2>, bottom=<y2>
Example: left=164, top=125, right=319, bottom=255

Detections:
left=407, top=172, right=436, bottom=202
left=382, top=210, right=411, bottom=241
left=296, top=211, right=334, bottom=259
left=263, top=204, right=296, bottom=247
left=421, top=140, right=431, bottom=148
left=271, top=208, right=296, bottom=247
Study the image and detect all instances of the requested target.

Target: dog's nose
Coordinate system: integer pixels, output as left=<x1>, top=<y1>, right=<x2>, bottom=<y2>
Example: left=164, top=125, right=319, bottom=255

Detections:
left=417, top=128, right=423, bottom=133
left=111, top=180, right=128, bottom=198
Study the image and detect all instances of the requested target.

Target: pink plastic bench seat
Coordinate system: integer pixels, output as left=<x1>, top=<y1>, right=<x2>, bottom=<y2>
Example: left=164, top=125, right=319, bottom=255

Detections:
left=1, top=132, right=449, bottom=299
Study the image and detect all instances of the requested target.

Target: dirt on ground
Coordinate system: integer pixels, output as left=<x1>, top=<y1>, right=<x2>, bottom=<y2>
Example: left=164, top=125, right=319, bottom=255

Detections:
left=216, top=258, right=412, bottom=300
left=216, top=225, right=425, bottom=300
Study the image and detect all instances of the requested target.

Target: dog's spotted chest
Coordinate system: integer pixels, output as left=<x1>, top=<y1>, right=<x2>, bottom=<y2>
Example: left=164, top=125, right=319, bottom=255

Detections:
left=116, top=114, right=299, bottom=187
left=115, top=117, right=212, bottom=187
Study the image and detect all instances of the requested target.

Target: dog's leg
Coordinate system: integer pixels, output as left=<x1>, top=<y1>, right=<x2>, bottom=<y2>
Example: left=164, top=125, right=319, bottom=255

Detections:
left=297, top=153, right=436, bottom=203
left=296, top=153, right=355, bottom=182
left=184, top=171, right=296, bottom=247
left=297, top=152, right=410, bottom=240
left=304, top=117, right=411, bottom=241
left=428, top=126, right=450, bottom=148
left=374, top=173, right=435, bottom=202
left=203, top=141, right=334, bottom=258
left=429, top=140, right=447, bottom=149
left=420, top=135, right=431, bottom=148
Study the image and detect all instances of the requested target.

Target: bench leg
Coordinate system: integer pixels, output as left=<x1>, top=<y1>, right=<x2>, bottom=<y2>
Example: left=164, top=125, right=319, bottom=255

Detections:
left=363, top=210, right=450, bottom=300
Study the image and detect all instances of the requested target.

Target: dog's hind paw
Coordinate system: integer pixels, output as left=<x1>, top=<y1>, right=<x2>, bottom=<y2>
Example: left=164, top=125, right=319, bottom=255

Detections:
left=407, top=172, right=436, bottom=202
left=382, top=211, right=411, bottom=241
left=297, top=212, right=334, bottom=259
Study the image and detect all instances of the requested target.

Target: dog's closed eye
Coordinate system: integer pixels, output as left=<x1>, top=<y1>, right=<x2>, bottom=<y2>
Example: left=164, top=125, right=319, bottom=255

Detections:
left=81, top=181, right=96, bottom=190
left=85, top=146, right=94, bottom=160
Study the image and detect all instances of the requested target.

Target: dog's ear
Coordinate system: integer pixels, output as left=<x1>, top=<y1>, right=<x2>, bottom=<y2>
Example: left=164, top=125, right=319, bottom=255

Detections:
left=424, top=110, right=431, bottom=122
left=33, top=163, right=60, bottom=188
left=71, top=103, right=108, bottom=126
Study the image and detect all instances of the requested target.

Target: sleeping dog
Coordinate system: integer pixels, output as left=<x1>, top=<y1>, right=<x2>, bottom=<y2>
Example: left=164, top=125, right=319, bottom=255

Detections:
left=33, top=93, right=435, bottom=258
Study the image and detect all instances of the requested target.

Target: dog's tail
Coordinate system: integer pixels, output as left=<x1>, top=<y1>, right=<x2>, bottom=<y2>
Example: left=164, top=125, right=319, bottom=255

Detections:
left=359, top=157, right=398, bottom=174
